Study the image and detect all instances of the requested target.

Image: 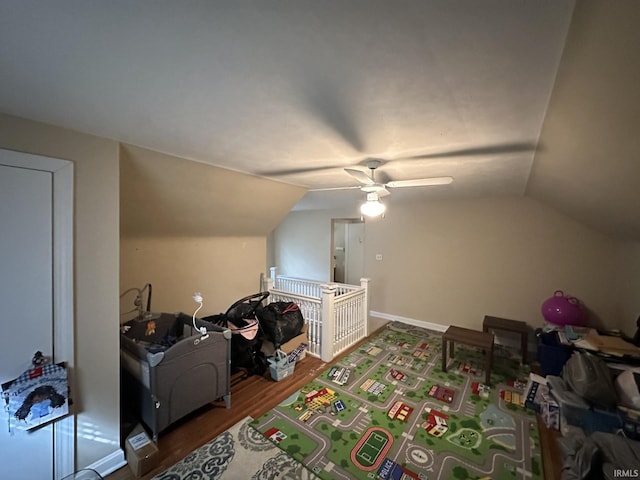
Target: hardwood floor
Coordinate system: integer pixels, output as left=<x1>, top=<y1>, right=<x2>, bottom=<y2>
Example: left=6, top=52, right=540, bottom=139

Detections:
left=108, top=353, right=329, bottom=480
left=107, top=328, right=562, bottom=480
left=538, top=414, right=563, bottom=480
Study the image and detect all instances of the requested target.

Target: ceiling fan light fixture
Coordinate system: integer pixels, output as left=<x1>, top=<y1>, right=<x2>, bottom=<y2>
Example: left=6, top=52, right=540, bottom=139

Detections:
left=360, top=193, right=386, bottom=217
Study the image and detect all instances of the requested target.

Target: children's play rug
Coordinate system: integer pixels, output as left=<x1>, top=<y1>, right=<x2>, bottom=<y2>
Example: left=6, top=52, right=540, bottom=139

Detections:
left=152, top=416, right=316, bottom=480
left=251, top=322, right=542, bottom=480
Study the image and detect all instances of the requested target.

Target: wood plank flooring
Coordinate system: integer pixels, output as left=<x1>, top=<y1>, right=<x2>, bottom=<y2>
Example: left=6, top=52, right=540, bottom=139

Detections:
left=108, top=353, right=329, bottom=480
left=538, top=414, right=563, bottom=480
left=106, top=328, right=561, bottom=480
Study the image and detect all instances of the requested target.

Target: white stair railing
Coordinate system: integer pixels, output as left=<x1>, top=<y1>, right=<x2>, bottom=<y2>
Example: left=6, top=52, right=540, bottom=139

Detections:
left=263, top=267, right=369, bottom=361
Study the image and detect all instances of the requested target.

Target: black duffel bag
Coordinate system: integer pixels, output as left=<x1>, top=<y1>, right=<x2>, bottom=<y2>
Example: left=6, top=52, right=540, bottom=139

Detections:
left=256, top=301, right=304, bottom=348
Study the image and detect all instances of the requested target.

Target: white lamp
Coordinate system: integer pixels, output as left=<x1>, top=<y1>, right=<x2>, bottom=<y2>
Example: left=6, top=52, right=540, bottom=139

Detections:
left=192, top=292, right=208, bottom=339
left=360, top=193, right=386, bottom=217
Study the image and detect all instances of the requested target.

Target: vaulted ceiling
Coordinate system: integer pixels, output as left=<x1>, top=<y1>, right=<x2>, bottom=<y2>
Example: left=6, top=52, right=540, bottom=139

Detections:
left=1, top=1, right=638, bottom=240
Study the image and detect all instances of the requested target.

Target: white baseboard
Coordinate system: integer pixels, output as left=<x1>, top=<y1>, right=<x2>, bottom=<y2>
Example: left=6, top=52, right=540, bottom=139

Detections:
left=369, top=310, right=537, bottom=353
left=85, top=448, right=127, bottom=478
left=369, top=311, right=448, bottom=333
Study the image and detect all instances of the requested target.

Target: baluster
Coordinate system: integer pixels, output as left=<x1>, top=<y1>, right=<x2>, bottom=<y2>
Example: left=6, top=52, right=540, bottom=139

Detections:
left=314, top=306, right=319, bottom=356
left=357, top=295, right=362, bottom=340
left=343, top=302, right=347, bottom=348
left=350, top=296, right=355, bottom=346
left=336, top=302, right=342, bottom=352
left=356, top=297, right=360, bottom=340
left=311, top=305, right=317, bottom=356
left=350, top=292, right=357, bottom=343
left=349, top=298, right=354, bottom=346
left=338, top=302, right=343, bottom=352
left=313, top=304, right=320, bottom=356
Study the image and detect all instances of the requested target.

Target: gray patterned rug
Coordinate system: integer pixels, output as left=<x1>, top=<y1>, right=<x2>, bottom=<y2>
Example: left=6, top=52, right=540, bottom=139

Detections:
left=152, top=416, right=317, bottom=480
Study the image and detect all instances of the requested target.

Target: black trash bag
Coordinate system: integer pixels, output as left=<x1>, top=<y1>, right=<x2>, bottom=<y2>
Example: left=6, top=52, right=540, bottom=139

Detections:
left=256, top=301, right=304, bottom=348
left=562, top=350, right=618, bottom=410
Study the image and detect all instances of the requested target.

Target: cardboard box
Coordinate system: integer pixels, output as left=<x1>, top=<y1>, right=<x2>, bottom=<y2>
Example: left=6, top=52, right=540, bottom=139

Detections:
left=262, top=323, right=308, bottom=360
left=125, top=424, right=159, bottom=477
left=524, top=372, right=548, bottom=412
left=540, top=391, right=559, bottom=430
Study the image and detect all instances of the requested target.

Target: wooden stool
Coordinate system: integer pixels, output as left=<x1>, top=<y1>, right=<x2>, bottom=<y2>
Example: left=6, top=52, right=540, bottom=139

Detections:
left=482, top=315, right=528, bottom=364
left=442, top=326, right=494, bottom=385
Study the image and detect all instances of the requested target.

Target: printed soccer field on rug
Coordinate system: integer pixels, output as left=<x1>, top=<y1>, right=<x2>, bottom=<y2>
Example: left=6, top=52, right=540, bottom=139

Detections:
left=251, top=322, right=542, bottom=480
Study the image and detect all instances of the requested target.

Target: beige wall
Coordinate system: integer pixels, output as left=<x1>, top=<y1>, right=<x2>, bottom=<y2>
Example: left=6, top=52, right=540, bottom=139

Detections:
left=273, top=207, right=360, bottom=282
left=0, top=113, right=120, bottom=468
left=120, top=144, right=305, bottom=318
left=527, top=0, right=640, bottom=240
left=274, top=197, right=621, bottom=330
left=120, top=236, right=266, bottom=318
left=120, top=144, right=306, bottom=237
left=616, top=241, right=640, bottom=336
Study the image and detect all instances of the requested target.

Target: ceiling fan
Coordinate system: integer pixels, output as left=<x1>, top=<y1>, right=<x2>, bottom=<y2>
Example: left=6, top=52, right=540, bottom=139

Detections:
left=311, top=159, right=453, bottom=217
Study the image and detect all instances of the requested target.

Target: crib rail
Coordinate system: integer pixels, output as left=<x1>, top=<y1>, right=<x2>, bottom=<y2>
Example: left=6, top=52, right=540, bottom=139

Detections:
left=264, top=267, right=369, bottom=361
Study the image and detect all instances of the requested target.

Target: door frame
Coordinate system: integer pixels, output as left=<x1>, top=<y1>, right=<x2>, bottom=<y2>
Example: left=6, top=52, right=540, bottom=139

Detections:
left=1, top=149, right=75, bottom=478
left=330, top=217, right=364, bottom=283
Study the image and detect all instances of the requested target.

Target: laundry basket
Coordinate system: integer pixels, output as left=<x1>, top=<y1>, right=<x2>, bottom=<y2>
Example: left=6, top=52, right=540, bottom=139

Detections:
left=268, top=349, right=296, bottom=381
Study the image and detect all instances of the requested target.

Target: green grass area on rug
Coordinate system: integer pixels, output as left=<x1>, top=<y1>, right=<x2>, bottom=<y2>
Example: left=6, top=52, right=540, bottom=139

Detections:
left=152, top=416, right=317, bottom=479
left=251, top=321, right=542, bottom=480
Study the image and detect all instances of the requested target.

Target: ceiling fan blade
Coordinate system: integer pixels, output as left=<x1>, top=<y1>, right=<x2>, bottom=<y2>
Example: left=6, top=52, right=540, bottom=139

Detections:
left=400, top=142, right=537, bottom=161
left=309, top=186, right=361, bottom=192
left=386, top=176, right=454, bottom=188
left=361, top=184, right=390, bottom=196
left=259, top=164, right=346, bottom=176
left=344, top=168, right=375, bottom=185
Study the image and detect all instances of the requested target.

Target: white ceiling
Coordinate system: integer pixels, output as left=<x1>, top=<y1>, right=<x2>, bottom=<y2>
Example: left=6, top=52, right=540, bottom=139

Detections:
left=2, top=1, right=637, bottom=240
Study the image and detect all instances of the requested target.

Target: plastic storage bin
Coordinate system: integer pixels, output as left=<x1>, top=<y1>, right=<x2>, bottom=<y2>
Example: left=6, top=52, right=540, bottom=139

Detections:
left=536, top=330, right=573, bottom=376
left=268, top=350, right=296, bottom=381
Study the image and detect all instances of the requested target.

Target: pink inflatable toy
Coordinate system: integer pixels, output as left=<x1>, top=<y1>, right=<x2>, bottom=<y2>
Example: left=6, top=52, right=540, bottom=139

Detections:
left=541, top=290, right=586, bottom=326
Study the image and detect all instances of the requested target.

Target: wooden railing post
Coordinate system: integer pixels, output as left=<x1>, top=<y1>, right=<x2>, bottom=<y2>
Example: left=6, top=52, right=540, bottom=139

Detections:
left=265, top=273, right=274, bottom=295
left=321, top=284, right=337, bottom=362
left=269, top=266, right=278, bottom=289
left=360, top=277, right=370, bottom=338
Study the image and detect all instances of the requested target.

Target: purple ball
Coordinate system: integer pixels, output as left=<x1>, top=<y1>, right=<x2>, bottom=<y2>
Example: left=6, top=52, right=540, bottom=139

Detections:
left=541, top=290, right=586, bottom=326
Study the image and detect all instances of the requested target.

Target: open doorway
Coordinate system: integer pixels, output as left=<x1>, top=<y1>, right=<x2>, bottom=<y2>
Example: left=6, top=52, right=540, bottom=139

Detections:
left=331, top=218, right=364, bottom=285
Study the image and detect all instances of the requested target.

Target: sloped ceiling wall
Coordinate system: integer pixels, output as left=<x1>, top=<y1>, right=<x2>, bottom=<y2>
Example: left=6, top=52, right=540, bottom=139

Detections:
left=527, top=0, right=640, bottom=240
left=120, top=144, right=306, bottom=237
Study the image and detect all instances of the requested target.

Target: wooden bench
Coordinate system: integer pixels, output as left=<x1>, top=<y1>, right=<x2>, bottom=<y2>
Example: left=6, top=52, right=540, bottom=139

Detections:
left=482, top=315, right=529, bottom=364
left=442, top=326, right=494, bottom=385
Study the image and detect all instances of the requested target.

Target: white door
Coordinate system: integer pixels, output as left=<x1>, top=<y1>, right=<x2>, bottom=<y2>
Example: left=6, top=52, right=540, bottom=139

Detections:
left=0, top=163, right=55, bottom=479
left=345, top=222, right=365, bottom=285
left=331, top=219, right=365, bottom=285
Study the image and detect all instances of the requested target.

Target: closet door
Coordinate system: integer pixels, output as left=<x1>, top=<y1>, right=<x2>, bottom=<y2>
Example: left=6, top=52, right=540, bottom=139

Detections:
left=0, top=163, right=55, bottom=480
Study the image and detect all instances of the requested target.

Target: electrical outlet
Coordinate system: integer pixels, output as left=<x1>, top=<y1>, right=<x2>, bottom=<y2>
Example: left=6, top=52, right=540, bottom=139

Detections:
left=376, top=254, right=383, bottom=261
